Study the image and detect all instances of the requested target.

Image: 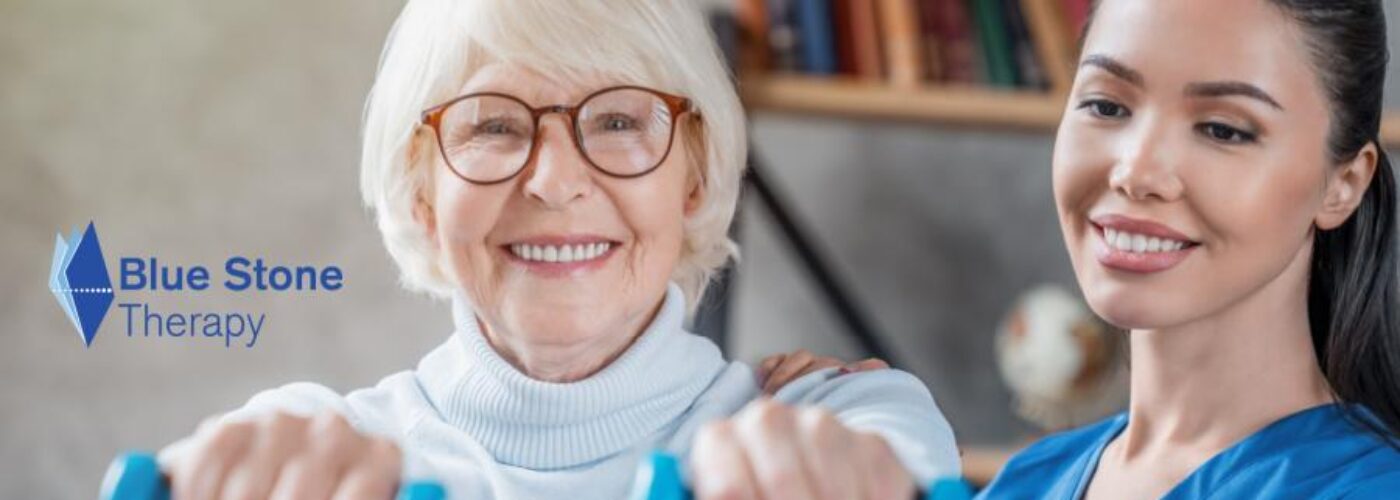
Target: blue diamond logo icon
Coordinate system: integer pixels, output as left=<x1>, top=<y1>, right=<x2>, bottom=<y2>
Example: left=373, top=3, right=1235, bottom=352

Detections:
left=49, top=222, right=115, bottom=347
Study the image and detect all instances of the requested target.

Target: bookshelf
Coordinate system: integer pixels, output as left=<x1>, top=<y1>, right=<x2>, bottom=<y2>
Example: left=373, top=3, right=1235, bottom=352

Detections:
left=741, top=74, right=1400, bottom=146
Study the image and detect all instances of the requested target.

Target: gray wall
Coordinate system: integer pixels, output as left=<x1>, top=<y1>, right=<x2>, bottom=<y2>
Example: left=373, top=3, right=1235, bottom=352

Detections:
left=4, top=0, right=1400, bottom=498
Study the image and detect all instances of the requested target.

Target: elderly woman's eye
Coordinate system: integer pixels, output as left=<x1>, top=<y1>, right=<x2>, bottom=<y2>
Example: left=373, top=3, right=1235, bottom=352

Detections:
left=1077, top=99, right=1131, bottom=120
left=1196, top=122, right=1258, bottom=145
left=592, top=113, right=640, bottom=132
left=474, top=119, right=517, bottom=136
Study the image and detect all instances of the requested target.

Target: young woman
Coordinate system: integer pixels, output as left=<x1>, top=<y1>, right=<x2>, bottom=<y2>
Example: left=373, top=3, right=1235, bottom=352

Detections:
left=808, top=0, right=1400, bottom=496
left=976, top=0, right=1400, bottom=497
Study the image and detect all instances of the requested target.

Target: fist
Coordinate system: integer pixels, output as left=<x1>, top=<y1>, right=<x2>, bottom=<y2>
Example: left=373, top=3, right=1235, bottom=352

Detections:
left=757, top=349, right=889, bottom=394
left=160, top=411, right=402, bottom=500
left=691, top=399, right=915, bottom=500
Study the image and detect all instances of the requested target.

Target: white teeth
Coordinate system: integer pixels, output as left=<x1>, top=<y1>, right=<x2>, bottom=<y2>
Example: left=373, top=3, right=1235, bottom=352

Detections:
left=1103, top=228, right=1190, bottom=254
left=510, top=242, right=613, bottom=263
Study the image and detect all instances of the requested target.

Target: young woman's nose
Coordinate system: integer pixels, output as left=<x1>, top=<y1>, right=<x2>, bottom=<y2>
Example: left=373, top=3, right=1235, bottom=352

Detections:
left=522, top=115, right=594, bottom=209
left=1108, top=120, right=1185, bottom=202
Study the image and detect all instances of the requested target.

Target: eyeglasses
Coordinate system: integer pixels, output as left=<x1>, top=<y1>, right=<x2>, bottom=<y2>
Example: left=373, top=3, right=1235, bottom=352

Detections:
left=420, top=85, right=698, bottom=185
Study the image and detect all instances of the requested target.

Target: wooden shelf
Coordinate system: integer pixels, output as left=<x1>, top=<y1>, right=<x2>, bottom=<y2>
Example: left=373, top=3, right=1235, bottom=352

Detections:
left=1383, top=115, right=1400, bottom=147
left=740, top=75, right=1065, bottom=131
left=742, top=74, right=1400, bottom=147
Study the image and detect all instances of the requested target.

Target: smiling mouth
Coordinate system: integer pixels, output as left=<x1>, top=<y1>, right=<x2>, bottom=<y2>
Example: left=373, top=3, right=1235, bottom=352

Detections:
left=506, top=242, right=616, bottom=264
left=1097, top=225, right=1200, bottom=254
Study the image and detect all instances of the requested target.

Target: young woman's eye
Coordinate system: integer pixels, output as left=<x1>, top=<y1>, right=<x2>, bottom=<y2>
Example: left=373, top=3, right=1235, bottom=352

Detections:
left=1077, top=99, right=1131, bottom=120
left=1195, top=122, right=1258, bottom=144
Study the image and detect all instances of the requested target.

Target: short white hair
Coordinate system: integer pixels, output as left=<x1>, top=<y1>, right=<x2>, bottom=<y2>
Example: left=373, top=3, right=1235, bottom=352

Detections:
left=360, top=0, right=747, bottom=308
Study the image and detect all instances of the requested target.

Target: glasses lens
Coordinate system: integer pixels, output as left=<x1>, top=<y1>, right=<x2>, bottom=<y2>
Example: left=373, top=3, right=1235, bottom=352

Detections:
left=437, top=95, right=534, bottom=183
left=578, top=89, right=677, bottom=176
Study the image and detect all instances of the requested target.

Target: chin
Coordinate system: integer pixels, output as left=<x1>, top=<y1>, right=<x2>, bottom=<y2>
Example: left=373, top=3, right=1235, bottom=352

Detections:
left=1083, top=284, right=1179, bottom=331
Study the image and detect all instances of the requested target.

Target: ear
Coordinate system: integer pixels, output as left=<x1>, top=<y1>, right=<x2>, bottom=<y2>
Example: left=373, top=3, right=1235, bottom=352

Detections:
left=1315, top=142, right=1379, bottom=231
left=681, top=121, right=708, bottom=217
left=409, top=128, right=441, bottom=245
left=683, top=168, right=706, bottom=217
left=413, top=189, right=439, bottom=245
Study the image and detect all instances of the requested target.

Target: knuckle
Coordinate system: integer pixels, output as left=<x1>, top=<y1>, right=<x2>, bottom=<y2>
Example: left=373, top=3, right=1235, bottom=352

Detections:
left=747, top=400, right=791, bottom=429
left=365, top=437, right=403, bottom=467
left=311, top=411, right=352, bottom=433
left=758, top=465, right=802, bottom=492
left=695, top=420, right=736, bottom=450
left=200, top=421, right=254, bottom=456
left=261, top=411, right=305, bottom=434
left=796, top=407, right=838, bottom=436
left=703, top=480, right=748, bottom=500
left=222, top=480, right=263, bottom=500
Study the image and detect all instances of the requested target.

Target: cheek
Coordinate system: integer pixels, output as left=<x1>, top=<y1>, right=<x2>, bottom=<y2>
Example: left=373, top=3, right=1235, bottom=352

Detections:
left=1182, top=150, right=1322, bottom=289
left=1052, top=121, right=1118, bottom=262
left=433, top=172, right=510, bottom=287
left=616, top=176, right=690, bottom=269
left=1052, top=125, right=1110, bottom=219
left=1188, top=150, right=1322, bottom=257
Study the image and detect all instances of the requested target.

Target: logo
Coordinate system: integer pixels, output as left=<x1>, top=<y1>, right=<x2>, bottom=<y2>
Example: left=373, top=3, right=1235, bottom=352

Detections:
left=47, top=220, right=345, bottom=349
left=49, top=222, right=115, bottom=347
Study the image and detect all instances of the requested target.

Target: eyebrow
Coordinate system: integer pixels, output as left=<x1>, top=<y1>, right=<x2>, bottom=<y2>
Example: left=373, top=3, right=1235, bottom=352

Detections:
left=1081, top=54, right=1285, bottom=111
left=1081, top=54, right=1144, bottom=87
left=1184, top=81, right=1284, bottom=110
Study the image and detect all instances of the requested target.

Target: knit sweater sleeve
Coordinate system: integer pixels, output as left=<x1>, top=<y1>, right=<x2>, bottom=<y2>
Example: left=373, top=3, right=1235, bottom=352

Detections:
left=157, top=376, right=493, bottom=500
left=771, top=367, right=963, bottom=484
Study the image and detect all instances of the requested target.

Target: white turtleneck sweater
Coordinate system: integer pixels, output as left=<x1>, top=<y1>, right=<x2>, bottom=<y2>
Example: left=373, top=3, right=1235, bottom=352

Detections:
left=202, top=284, right=961, bottom=498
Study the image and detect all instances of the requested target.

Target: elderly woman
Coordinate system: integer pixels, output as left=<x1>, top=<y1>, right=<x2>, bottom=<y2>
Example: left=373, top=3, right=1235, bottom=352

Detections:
left=157, top=1, right=959, bottom=498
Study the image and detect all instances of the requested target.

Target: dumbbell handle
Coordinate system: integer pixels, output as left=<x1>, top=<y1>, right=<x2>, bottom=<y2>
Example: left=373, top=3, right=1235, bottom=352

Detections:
left=100, top=452, right=446, bottom=500
left=629, top=451, right=974, bottom=500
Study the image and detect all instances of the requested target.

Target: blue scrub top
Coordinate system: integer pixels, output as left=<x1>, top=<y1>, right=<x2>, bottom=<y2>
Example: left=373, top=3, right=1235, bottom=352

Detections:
left=976, top=404, right=1400, bottom=499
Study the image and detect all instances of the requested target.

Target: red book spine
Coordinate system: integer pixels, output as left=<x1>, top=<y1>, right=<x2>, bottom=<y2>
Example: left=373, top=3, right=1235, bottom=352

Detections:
left=930, top=0, right=979, bottom=84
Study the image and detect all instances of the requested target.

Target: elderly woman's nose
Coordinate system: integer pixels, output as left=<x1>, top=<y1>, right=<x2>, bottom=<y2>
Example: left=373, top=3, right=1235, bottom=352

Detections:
left=523, top=117, right=594, bottom=208
left=1108, top=121, right=1185, bottom=202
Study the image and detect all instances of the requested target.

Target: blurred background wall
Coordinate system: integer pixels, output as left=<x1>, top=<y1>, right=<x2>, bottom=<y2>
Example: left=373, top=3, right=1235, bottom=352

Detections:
left=4, top=0, right=1400, bottom=497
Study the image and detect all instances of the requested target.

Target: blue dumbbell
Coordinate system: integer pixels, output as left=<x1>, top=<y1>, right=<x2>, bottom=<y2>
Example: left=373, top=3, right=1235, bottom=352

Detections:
left=100, top=452, right=447, bottom=500
left=629, top=451, right=974, bottom=500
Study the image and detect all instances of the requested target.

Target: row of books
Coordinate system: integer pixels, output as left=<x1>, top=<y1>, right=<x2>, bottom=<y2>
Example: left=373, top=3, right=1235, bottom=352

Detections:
left=736, top=0, right=1090, bottom=90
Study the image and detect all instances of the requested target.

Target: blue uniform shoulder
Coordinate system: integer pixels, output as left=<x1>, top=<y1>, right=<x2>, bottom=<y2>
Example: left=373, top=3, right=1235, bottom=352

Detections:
left=974, top=413, right=1126, bottom=499
left=1001, top=413, right=1125, bottom=472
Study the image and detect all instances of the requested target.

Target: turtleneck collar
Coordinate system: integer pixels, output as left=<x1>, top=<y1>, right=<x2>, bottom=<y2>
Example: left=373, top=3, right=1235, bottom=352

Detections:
left=416, top=283, right=728, bottom=470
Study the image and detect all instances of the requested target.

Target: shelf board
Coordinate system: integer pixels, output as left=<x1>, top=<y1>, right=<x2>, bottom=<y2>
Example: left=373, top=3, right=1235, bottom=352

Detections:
left=1383, top=115, right=1400, bottom=147
left=743, top=75, right=1400, bottom=147
left=740, top=75, right=1065, bottom=131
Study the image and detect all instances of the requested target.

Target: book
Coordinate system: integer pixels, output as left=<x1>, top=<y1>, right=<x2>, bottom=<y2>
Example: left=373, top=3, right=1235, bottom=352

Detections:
left=847, top=0, right=885, bottom=79
left=796, top=0, right=839, bottom=74
left=768, top=0, right=800, bottom=72
left=971, top=0, right=1019, bottom=87
left=1002, top=0, right=1047, bottom=89
left=831, top=0, right=859, bottom=74
left=1062, top=0, right=1091, bottom=41
left=735, top=0, right=772, bottom=72
left=916, top=0, right=945, bottom=81
left=878, top=0, right=925, bottom=87
left=925, top=0, right=981, bottom=84
left=1021, top=0, right=1076, bottom=91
